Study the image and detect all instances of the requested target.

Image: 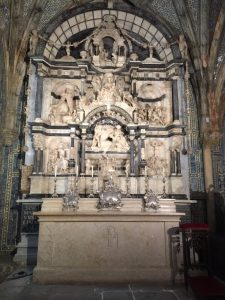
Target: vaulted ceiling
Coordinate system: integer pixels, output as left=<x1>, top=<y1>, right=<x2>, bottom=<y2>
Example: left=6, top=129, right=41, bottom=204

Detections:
left=0, top=0, right=225, bottom=146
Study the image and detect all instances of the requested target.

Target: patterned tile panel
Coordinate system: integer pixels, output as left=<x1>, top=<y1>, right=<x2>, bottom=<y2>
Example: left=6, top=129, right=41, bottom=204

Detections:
left=188, top=87, right=205, bottom=192
left=150, top=0, right=182, bottom=33
left=212, top=121, right=225, bottom=197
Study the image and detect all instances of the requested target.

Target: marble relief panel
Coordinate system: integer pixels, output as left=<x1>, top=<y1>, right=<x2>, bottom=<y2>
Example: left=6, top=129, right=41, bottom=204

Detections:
left=41, top=78, right=82, bottom=123
left=44, top=137, right=71, bottom=174
left=135, top=81, right=172, bottom=126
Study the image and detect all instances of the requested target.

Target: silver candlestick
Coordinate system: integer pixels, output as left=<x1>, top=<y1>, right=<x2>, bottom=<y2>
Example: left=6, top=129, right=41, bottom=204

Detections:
left=75, top=175, right=79, bottom=193
left=52, top=177, right=58, bottom=198
left=161, top=176, right=167, bottom=198
left=145, top=175, right=149, bottom=194
left=88, top=177, right=95, bottom=198
left=126, top=176, right=131, bottom=197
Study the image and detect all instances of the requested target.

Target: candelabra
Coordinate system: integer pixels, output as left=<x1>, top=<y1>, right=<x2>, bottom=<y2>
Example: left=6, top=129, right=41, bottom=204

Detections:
left=63, top=174, right=79, bottom=211
left=88, top=177, right=95, bottom=198
left=126, top=176, right=131, bottom=197
left=161, top=176, right=168, bottom=198
left=75, top=175, right=79, bottom=193
left=52, top=177, right=58, bottom=198
left=145, top=174, right=149, bottom=194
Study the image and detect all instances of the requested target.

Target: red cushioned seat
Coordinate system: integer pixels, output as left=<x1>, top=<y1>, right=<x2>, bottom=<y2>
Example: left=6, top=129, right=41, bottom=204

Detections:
left=180, top=223, right=209, bottom=230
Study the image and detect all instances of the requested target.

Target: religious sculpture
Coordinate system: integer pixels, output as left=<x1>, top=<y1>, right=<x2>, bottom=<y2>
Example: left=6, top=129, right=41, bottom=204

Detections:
left=146, top=140, right=168, bottom=176
left=27, top=12, right=186, bottom=200
left=29, top=30, right=39, bottom=56
left=178, top=34, right=188, bottom=59
left=86, top=15, right=127, bottom=68
left=170, top=136, right=182, bottom=175
left=47, top=142, right=70, bottom=174
left=91, top=124, right=129, bottom=152
left=48, top=85, right=80, bottom=125
left=146, top=104, right=166, bottom=126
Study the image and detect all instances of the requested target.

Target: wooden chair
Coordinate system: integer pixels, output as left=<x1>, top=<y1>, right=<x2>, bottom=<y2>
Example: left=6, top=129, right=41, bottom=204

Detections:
left=180, top=223, right=209, bottom=290
left=180, top=223, right=225, bottom=299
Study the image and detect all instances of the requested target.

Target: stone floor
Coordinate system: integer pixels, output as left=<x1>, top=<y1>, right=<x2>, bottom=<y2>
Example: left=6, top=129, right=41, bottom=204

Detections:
left=0, top=267, right=196, bottom=300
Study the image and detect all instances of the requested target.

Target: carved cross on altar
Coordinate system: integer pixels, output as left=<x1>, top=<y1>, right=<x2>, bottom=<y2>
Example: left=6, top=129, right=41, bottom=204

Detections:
left=103, top=225, right=119, bottom=248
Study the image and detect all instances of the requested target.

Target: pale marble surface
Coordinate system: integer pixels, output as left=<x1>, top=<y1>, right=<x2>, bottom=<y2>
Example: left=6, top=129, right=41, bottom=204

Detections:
left=29, top=175, right=184, bottom=196
left=33, top=198, right=184, bottom=283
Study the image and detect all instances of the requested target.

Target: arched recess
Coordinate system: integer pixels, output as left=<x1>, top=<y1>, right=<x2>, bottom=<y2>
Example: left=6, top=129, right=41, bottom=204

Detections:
left=36, top=2, right=181, bottom=62
left=84, top=105, right=133, bottom=130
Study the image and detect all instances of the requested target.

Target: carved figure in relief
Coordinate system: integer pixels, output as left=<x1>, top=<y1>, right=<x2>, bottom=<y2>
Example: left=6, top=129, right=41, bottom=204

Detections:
left=91, top=125, right=129, bottom=152
left=47, top=142, right=70, bottom=174
left=84, top=85, right=95, bottom=104
left=56, top=143, right=69, bottom=173
left=97, top=73, right=121, bottom=104
left=92, top=75, right=102, bottom=93
left=47, top=150, right=57, bottom=173
left=170, top=136, right=182, bottom=175
left=147, top=155, right=167, bottom=176
left=116, top=76, right=125, bottom=94
left=130, top=53, right=138, bottom=61
left=48, top=85, right=80, bottom=125
left=122, top=91, right=135, bottom=107
left=146, top=104, right=166, bottom=126
left=91, top=125, right=102, bottom=148
left=178, top=34, right=188, bottom=59
left=29, top=30, right=39, bottom=55
left=137, top=108, right=147, bottom=123
left=87, top=15, right=127, bottom=68
left=113, top=126, right=129, bottom=151
left=146, top=140, right=168, bottom=176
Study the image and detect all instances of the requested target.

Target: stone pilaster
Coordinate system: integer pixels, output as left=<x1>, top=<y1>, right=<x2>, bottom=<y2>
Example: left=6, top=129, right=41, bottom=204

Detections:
left=128, top=135, right=135, bottom=176
left=172, top=79, right=179, bottom=122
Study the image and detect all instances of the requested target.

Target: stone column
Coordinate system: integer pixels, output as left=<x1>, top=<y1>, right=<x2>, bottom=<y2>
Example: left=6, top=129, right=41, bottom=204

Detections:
left=172, top=79, right=179, bottom=122
left=71, top=136, right=74, bottom=148
left=33, top=148, right=43, bottom=173
left=33, top=150, right=38, bottom=173
left=130, top=137, right=135, bottom=176
left=79, top=125, right=88, bottom=175
left=132, top=79, right=137, bottom=96
left=80, top=135, right=86, bottom=175
left=176, top=150, right=181, bottom=174
left=35, top=76, right=43, bottom=118
left=127, top=126, right=136, bottom=176
left=137, top=138, right=142, bottom=174
left=80, top=78, right=85, bottom=96
left=140, top=128, right=146, bottom=160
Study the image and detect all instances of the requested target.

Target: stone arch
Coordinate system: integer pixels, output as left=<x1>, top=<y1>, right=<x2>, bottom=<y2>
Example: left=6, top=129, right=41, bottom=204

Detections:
left=84, top=105, right=133, bottom=127
left=42, top=9, right=175, bottom=62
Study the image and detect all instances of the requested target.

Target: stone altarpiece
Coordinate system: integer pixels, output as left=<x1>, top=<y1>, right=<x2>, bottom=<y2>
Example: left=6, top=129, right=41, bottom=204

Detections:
left=16, top=12, right=193, bottom=282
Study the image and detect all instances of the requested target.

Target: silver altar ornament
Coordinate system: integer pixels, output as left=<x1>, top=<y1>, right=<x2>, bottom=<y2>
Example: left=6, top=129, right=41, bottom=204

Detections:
left=143, top=189, right=160, bottom=210
left=97, top=177, right=123, bottom=210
